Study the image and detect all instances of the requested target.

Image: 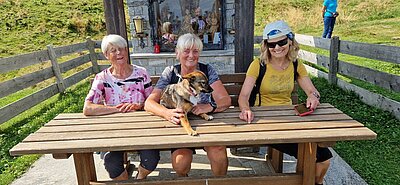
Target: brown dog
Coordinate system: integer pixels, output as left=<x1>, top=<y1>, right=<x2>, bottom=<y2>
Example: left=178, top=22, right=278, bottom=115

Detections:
left=160, top=71, right=213, bottom=136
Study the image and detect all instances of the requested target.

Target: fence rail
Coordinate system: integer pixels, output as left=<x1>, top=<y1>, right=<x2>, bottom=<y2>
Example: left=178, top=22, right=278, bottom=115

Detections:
left=1, top=35, right=399, bottom=124
left=0, top=39, right=101, bottom=124
left=294, top=34, right=400, bottom=119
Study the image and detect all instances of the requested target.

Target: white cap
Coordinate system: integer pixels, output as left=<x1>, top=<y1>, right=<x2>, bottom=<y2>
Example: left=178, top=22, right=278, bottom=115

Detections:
left=262, top=20, right=293, bottom=40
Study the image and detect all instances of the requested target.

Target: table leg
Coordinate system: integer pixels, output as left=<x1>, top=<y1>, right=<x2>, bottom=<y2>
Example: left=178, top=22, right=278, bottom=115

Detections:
left=73, top=153, right=97, bottom=185
left=297, top=143, right=317, bottom=185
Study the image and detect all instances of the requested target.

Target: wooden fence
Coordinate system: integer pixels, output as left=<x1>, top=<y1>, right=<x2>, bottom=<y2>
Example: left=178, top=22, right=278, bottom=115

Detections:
left=0, top=35, right=399, bottom=125
left=0, top=38, right=106, bottom=124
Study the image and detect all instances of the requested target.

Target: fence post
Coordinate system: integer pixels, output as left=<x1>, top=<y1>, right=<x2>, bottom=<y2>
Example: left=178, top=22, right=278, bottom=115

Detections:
left=328, top=36, right=339, bottom=84
left=47, top=44, right=66, bottom=93
left=86, top=37, right=100, bottom=73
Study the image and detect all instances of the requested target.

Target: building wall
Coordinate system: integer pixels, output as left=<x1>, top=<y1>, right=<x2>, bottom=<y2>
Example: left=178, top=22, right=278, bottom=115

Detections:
left=130, top=50, right=235, bottom=75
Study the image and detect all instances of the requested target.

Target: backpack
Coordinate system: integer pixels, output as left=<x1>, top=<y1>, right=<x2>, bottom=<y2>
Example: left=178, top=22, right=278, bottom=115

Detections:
left=249, top=60, right=299, bottom=106
left=170, top=63, right=209, bottom=84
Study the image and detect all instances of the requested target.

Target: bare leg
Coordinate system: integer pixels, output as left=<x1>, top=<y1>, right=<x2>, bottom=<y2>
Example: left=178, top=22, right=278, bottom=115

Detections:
left=204, top=146, right=228, bottom=176
left=315, top=159, right=330, bottom=184
left=172, top=149, right=193, bottom=177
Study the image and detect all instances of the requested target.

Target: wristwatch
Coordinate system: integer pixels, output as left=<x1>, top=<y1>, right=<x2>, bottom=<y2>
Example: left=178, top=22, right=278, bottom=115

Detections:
left=209, top=101, right=217, bottom=113
left=312, top=91, right=320, bottom=100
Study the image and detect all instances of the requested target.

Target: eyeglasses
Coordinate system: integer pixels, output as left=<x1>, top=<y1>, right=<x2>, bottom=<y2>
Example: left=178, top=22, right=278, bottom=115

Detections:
left=265, top=38, right=288, bottom=48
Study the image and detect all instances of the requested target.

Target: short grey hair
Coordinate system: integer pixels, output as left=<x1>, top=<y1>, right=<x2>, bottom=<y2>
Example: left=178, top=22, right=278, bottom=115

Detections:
left=101, top=34, right=127, bottom=55
left=176, top=33, right=203, bottom=52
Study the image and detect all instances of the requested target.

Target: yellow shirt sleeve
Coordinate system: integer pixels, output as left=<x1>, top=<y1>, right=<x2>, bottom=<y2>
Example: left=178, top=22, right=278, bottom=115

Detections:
left=246, top=58, right=261, bottom=79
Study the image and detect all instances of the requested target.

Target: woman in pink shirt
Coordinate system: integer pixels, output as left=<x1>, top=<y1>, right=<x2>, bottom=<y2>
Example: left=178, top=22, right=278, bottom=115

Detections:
left=83, top=34, right=159, bottom=180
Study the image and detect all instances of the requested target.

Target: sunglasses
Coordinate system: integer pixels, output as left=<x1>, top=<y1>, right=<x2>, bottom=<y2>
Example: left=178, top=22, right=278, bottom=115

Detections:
left=265, top=38, right=289, bottom=48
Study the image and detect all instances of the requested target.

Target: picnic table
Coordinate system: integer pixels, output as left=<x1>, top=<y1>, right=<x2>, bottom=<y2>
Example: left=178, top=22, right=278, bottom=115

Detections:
left=10, top=103, right=376, bottom=185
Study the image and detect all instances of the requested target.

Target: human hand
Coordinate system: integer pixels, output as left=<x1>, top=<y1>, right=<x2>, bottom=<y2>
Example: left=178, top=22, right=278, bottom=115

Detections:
left=164, top=108, right=185, bottom=125
left=116, top=103, right=143, bottom=112
left=239, top=109, right=254, bottom=124
left=192, top=103, right=212, bottom=115
left=306, top=96, right=320, bottom=110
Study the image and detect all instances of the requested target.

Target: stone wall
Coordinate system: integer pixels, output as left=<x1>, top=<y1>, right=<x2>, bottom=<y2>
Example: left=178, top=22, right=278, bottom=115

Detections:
left=130, top=50, right=235, bottom=75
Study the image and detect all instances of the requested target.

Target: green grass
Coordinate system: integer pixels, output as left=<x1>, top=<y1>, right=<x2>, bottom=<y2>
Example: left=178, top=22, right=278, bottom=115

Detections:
left=0, top=0, right=105, bottom=58
left=0, top=79, right=91, bottom=185
left=298, top=77, right=400, bottom=185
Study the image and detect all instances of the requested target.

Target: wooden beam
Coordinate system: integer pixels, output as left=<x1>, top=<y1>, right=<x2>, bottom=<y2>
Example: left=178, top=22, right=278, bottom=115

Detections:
left=74, top=153, right=97, bottom=185
left=103, top=0, right=130, bottom=63
left=234, top=0, right=255, bottom=72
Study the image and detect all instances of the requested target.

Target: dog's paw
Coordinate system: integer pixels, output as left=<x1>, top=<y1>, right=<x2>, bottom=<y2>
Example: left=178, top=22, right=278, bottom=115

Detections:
left=189, top=130, right=199, bottom=136
left=206, top=115, right=213, bottom=121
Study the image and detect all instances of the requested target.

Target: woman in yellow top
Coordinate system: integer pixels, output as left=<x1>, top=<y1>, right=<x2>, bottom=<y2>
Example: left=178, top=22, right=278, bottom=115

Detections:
left=238, top=20, right=332, bottom=185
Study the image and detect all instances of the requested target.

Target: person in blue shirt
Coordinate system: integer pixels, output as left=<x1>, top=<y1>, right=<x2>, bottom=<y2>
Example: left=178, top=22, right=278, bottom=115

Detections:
left=322, top=0, right=338, bottom=38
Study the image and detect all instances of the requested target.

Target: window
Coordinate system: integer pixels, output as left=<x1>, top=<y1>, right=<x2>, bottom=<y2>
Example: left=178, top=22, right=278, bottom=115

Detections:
left=151, top=0, right=224, bottom=51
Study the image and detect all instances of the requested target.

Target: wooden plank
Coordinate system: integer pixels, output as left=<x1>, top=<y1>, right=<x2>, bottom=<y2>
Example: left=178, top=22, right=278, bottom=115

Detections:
left=305, top=66, right=400, bottom=120
left=295, top=34, right=330, bottom=50
left=207, top=174, right=301, bottom=185
left=340, top=40, right=400, bottom=64
left=269, top=148, right=283, bottom=173
left=47, top=45, right=65, bottom=92
left=336, top=78, right=400, bottom=120
left=91, top=174, right=301, bottom=185
left=0, top=84, right=59, bottom=125
left=74, top=153, right=97, bottom=185
left=10, top=127, right=376, bottom=155
left=49, top=103, right=341, bottom=120
left=0, top=50, right=50, bottom=74
left=96, top=52, right=107, bottom=60
left=338, top=60, right=400, bottom=92
left=25, top=120, right=364, bottom=142
left=0, top=67, right=54, bottom=99
left=304, top=64, right=329, bottom=79
left=45, top=111, right=351, bottom=129
left=59, top=54, right=91, bottom=73
left=296, top=143, right=305, bottom=174
left=63, top=67, right=94, bottom=89
left=301, top=143, right=316, bottom=185
left=234, top=0, right=255, bottom=72
left=224, top=84, right=242, bottom=96
left=297, top=50, right=330, bottom=68
left=86, top=38, right=100, bottom=73
left=328, top=37, right=339, bottom=84
left=53, top=42, right=88, bottom=58
left=219, top=73, right=246, bottom=83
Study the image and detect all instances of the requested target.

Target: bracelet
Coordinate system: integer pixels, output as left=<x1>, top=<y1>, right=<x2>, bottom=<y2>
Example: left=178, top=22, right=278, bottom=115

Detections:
left=312, top=91, right=320, bottom=100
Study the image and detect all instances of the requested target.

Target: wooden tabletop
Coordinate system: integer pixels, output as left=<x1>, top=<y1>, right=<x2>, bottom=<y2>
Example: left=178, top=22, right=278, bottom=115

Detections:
left=10, top=103, right=376, bottom=156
